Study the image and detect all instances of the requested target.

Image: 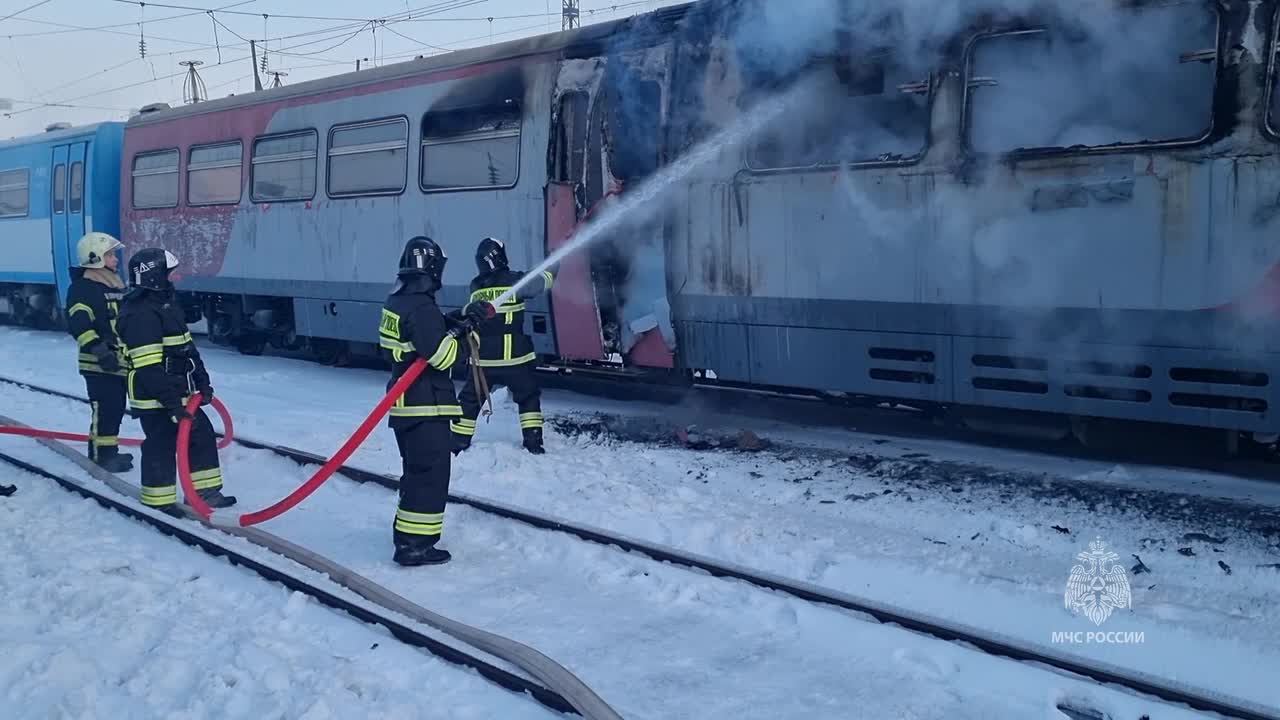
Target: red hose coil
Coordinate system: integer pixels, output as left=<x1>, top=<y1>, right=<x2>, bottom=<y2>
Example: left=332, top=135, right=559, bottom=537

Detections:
left=178, top=358, right=427, bottom=525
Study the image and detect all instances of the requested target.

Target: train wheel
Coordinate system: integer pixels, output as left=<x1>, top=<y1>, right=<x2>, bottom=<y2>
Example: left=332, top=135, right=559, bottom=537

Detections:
left=236, top=335, right=266, bottom=356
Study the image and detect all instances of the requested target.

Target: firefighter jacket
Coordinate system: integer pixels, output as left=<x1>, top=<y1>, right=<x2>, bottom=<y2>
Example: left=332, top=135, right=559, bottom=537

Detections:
left=466, top=268, right=555, bottom=367
left=116, top=288, right=209, bottom=414
left=65, top=268, right=127, bottom=376
left=379, top=279, right=463, bottom=427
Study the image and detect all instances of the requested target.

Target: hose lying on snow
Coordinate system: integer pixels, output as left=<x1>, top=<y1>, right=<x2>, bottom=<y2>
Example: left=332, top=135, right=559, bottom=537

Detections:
left=0, top=396, right=235, bottom=451
left=179, top=358, right=428, bottom=525
left=0, top=412, right=624, bottom=720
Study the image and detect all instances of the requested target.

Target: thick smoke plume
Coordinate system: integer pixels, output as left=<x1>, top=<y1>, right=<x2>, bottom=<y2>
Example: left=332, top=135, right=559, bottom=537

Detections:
left=605, top=0, right=1252, bottom=363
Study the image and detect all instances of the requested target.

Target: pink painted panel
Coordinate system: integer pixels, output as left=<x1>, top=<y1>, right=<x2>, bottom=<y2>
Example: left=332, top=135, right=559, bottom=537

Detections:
left=546, top=182, right=605, bottom=361
left=628, top=328, right=674, bottom=369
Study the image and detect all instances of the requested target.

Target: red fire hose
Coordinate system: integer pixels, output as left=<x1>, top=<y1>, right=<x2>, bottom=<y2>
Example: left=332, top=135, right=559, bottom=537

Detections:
left=0, top=396, right=234, bottom=451
left=178, top=357, right=428, bottom=525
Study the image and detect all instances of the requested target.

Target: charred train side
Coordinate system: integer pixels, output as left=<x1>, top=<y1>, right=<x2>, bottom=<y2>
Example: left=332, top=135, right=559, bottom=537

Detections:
left=118, top=0, right=1280, bottom=438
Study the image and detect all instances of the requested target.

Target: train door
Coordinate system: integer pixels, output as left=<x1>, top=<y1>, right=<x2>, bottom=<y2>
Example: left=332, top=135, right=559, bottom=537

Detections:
left=545, top=53, right=676, bottom=368
left=48, top=141, right=88, bottom=306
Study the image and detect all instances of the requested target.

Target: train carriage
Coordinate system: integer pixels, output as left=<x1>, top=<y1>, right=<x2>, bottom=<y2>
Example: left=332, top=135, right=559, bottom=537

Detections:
left=114, top=0, right=1280, bottom=440
left=0, top=123, right=125, bottom=327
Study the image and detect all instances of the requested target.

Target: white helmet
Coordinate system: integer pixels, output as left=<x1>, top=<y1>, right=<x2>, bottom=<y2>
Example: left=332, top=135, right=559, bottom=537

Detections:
left=77, top=232, right=124, bottom=269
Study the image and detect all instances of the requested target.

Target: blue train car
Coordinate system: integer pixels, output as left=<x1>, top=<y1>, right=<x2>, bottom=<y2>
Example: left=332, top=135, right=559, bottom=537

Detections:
left=0, top=122, right=125, bottom=327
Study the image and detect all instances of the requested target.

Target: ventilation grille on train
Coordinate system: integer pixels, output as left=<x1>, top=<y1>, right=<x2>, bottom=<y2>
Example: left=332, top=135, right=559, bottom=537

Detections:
left=968, top=354, right=1269, bottom=413
left=867, top=347, right=935, bottom=385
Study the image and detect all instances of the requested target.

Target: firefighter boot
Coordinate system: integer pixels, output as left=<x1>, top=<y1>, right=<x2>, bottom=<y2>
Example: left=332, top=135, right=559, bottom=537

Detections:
left=196, top=488, right=238, bottom=508
left=94, top=452, right=134, bottom=474
left=522, top=427, right=545, bottom=455
left=394, top=541, right=452, bottom=566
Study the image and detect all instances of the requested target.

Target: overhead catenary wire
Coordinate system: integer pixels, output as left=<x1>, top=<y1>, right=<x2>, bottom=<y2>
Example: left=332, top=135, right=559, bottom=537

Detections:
left=4, top=0, right=672, bottom=122
left=0, top=0, right=54, bottom=25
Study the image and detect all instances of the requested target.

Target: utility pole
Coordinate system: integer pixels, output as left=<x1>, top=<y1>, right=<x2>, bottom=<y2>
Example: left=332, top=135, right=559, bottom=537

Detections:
left=180, top=60, right=207, bottom=104
left=562, top=0, right=579, bottom=30
left=250, top=40, right=263, bottom=91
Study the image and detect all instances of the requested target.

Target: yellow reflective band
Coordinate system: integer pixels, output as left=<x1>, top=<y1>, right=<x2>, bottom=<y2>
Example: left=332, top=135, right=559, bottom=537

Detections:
left=131, top=354, right=163, bottom=369
left=77, top=329, right=100, bottom=347
left=379, top=309, right=401, bottom=337
left=396, top=509, right=444, bottom=524
left=95, top=436, right=119, bottom=447
left=127, top=371, right=165, bottom=409
left=69, top=303, right=95, bottom=321
left=469, top=286, right=512, bottom=304
left=394, top=520, right=443, bottom=536
left=388, top=404, right=463, bottom=418
left=427, top=336, right=459, bottom=371
left=542, top=271, right=555, bottom=290
left=379, top=337, right=415, bottom=353
left=519, top=412, right=544, bottom=429
left=503, top=334, right=512, bottom=360
left=450, top=420, right=476, bottom=436
left=128, top=343, right=163, bottom=358
left=140, top=484, right=178, bottom=506
left=162, top=333, right=193, bottom=347
left=475, top=352, right=535, bottom=368
left=452, top=418, right=476, bottom=428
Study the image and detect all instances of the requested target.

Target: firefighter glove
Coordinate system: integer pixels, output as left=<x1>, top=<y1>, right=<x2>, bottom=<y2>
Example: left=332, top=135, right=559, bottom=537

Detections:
left=464, top=301, right=495, bottom=324
left=92, top=344, right=121, bottom=372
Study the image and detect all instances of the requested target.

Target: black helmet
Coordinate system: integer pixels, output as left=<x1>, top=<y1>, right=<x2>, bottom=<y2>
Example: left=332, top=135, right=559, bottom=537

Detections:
left=475, top=237, right=508, bottom=274
left=399, top=236, right=447, bottom=283
left=127, top=248, right=179, bottom=291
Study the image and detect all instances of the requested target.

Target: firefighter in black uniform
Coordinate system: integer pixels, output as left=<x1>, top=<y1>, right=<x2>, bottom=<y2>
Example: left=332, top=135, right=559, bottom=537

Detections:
left=65, top=232, right=132, bottom=472
left=116, top=248, right=236, bottom=515
left=379, top=236, right=492, bottom=566
left=451, top=237, right=555, bottom=455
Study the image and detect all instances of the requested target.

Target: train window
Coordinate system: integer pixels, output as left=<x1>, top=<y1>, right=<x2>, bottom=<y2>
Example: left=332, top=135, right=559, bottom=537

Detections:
left=69, top=162, right=83, bottom=214
left=966, top=2, right=1217, bottom=154
left=131, top=149, right=179, bottom=209
left=0, top=168, right=29, bottom=218
left=746, top=56, right=930, bottom=170
left=607, top=79, right=661, bottom=181
left=52, top=164, right=66, bottom=214
left=188, top=142, right=242, bottom=206
left=251, top=131, right=316, bottom=203
left=555, top=92, right=588, bottom=185
left=420, top=104, right=521, bottom=192
left=327, top=118, right=408, bottom=197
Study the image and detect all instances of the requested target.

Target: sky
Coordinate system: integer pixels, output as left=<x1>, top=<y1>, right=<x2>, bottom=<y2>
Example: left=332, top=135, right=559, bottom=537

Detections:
left=0, top=0, right=687, bottom=137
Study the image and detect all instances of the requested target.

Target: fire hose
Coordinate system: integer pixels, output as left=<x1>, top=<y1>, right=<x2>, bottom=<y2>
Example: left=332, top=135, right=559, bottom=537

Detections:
left=0, top=395, right=235, bottom=451
left=178, top=331, right=493, bottom=525
left=179, top=357, right=431, bottom=525
left=8, top=315, right=493, bottom=525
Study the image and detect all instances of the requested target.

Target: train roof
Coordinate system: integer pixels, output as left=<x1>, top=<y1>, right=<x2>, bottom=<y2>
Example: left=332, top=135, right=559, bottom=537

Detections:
left=126, top=2, right=698, bottom=128
left=0, top=122, right=122, bottom=151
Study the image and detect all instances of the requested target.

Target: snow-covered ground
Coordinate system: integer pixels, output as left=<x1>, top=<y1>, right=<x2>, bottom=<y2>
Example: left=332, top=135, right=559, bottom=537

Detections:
left=0, top=462, right=555, bottom=720
left=1, top=326, right=1278, bottom=718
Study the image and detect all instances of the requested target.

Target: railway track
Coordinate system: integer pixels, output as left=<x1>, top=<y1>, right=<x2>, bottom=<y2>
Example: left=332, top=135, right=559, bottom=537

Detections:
left=2, top=373, right=1276, bottom=720
left=0, top=414, right=621, bottom=720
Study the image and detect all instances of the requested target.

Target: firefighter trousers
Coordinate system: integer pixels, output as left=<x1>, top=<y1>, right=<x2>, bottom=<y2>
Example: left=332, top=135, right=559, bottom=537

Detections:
left=137, top=408, right=222, bottom=508
left=392, top=419, right=452, bottom=549
left=83, top=373, right=126, bottom=462
left=451, top=361, right=543, bottom=445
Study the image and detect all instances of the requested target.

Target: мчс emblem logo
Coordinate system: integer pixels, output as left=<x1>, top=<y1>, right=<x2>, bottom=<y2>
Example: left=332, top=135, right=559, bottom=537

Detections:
left=1064, top=538, right=1132, bottom=626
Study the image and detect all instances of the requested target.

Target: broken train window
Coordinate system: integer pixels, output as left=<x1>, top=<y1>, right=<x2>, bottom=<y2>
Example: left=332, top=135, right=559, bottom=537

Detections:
left=744, top=52, right=930, bottom=170
left=965, top=1, right=1218, bottom=154
left=421, top=104, right=521, bottom=192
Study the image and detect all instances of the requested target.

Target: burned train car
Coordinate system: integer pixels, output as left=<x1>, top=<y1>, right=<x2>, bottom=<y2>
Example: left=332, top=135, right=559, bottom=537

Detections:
left=119, top=0, right=1280, bottom=437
